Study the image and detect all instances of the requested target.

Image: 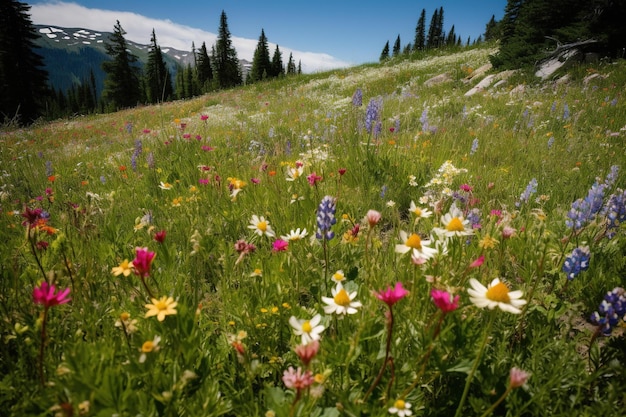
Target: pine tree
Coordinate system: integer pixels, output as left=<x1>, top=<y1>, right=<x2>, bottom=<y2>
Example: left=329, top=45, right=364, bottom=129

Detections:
left=297, top=60, right=302, bottom=74
left=213, top=10, right=242, bottom=89
left=270, top=45, right=284, bottom=77
left=286, top=53, right=297, bottom=75
left=196, top=42, right=214, bottom=92
left=145, top=29, right=173, bottom=103
left=437, top=7, right=445, bottom=48
left=379, top=41, right=390, bottom=61
left=426, top=9, right=439, bottom=48
left=484, top=15, right=500, bottom=41
left=250, top=29, right=271, bottom=83
left=413, top=9, right=426, bottom=51
left=101, top=20, right=141, bottom=110
left=0, top=0, right=49, bottom=124
left=392, top=35, right=401, bottom=57
left=446, top=25, right=456, bottom=46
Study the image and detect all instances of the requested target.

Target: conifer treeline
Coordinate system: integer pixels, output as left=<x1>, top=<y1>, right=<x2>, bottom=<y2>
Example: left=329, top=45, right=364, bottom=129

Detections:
left=0, top=3, right=302, bottom=124
left=380, top=6, right=475, bottom=62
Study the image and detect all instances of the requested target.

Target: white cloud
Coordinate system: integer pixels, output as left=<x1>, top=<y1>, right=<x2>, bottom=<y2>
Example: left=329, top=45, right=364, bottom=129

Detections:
left=29, top=1, right=351, bottom=72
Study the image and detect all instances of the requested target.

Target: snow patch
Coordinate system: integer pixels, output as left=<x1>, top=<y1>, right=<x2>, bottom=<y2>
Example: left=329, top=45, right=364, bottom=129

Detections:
left=46, top=33, right=57, bottom=39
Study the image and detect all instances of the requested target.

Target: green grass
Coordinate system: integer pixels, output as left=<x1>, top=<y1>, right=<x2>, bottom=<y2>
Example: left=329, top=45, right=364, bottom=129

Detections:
left=1, top=45, right=626, bottom=416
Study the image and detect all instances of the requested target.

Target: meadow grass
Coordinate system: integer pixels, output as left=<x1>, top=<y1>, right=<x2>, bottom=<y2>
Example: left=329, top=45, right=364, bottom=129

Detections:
left=1, top=45, right=626, bottom=416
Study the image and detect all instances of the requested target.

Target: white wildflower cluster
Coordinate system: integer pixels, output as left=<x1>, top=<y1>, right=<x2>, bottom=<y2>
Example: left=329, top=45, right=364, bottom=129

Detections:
left=419, top=160, right=468, bottom=209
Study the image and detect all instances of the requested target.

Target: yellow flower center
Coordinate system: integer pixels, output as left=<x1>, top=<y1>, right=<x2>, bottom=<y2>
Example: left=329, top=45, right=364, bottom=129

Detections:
left=120, top=312, right=130, bottom=321
left=334, top=289, right=351, bottom=306
left=486, top=282, right=511, bottom=303
left=446, top=217, right=464, bottom=232
left=301, top=320, right=312, bottom=333
left=405, top=233, right=422, bottom=250
left=394, top=400, right=406, bottom=409
left=155, top=299, right=169, bottom=311
left=257, top=221, right=268, bottom=232
left=142, top=341, right=154, bottom=352
left=413, top=208, right=422, bottom=217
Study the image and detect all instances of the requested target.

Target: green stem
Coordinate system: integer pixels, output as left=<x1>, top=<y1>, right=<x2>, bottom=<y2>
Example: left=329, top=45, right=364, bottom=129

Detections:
left=363, top=306, right=394, bottom=401
left=478, top=386, right=513, bottom=417
left=454, top=312, right=496, bottom=417
left=38, top=307, right=49, bottom=386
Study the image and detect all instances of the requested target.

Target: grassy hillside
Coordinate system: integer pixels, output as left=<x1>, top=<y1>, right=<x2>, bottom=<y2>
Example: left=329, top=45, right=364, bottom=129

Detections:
left=1, top=45, right=625, bottom=416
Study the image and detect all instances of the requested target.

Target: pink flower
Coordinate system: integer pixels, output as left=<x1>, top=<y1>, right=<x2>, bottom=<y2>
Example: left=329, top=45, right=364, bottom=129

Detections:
left=295, top=340, right=320, bottom=366
left=338, top=168, right=346, bottom=176
left=502, top=226, right=516, bottom=239
left=272, top=239, right=289, bottom=252
left=509, top=367, right=530, bottom=388
left=374, top=282, right=409, bottom=307
left=33, top=282, right=71, bottom=307
left=132, top=247, right=156, bottom=278
left=365, top=210, right=382, bottom=228
left=282, top=366, right=314, bottom=390
left=460, top=184, right=473, bottom=192
left=234, top=240, right=256, bottom=254
left=250, top=177, right=260, bottom=184
left=201, top=146, right=214, bottom=152
left=469, top=255, right=485, bottom=268
left=431, top=289, right=459, bottom=313
left=199, top=178, right=209, bottom=185
left=200, top=114, right=209, bottom=121
left=307, top=172, right=322, bottom=186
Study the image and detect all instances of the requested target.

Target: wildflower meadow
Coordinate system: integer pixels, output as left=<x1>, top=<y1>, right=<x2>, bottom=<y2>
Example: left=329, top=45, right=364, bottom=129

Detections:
left=1, top=46, right=626, bottom=416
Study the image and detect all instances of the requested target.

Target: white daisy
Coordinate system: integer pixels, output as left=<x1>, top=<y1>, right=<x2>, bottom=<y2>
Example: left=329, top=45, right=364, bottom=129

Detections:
left=388, top=399, right=412, bottom=416
left=433, top=204, right=473, bottom=238
left=321, top=283, right=362, bottom=315
left=289, top=314, right=325, bottom=344
left=247, top=214, right=275, bottom=237
left=409, top=200, right=433, bottom=220
left=285, top=165, right=304, bottom=181
left=331, top=270, right=346, bottom=283
left=467, top=277, right=527, bottom=314
left=158, top=181, right=173, bottom=190
left=395, top=230, right=438, bottom=261
left=280, top=228, right=308, bottom=241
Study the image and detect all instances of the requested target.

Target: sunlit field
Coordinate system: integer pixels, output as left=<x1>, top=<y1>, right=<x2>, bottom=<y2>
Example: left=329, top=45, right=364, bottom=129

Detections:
left=2, top=45, right=626, bottom=416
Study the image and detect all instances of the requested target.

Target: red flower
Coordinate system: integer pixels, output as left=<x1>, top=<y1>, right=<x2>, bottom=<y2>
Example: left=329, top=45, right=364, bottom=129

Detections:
left=154, top=230, right=166, bottom=243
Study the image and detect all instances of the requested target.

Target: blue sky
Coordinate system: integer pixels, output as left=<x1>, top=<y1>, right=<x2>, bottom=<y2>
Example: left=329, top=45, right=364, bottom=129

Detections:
left=28, top=0, right=506, bottom=72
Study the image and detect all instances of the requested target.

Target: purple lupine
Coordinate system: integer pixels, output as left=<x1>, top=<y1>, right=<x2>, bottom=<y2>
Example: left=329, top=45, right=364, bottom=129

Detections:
left=566, top=182, right=607, bottom=230
left=562, top=246, right=590, bottom=280
left=590, top=287, right=626, bottom=335
left=352, top=88, right=363, bottom=107
left=602, top=189, right=626, bottom=239
left=316, top=196, right=337, bottom=241
left=470, top=138, right=479, bottom=155
left=515, top=178, right=538, bottom=208
left=365, top=97, right=382, bottom=134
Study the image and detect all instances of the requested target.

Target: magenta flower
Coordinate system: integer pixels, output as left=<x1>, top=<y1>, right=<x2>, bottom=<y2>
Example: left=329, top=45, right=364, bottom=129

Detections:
left=307, top=172, right=322, bottom=186
left=431, top=289, right=459, bottom=313
left=200, top=114, right=209, bottom=121
left=338, top=168, right=346, bottom=176
left=250, top=177, right=260, bottom=184
left=374, top=282, right=409, bottom=307
left=469, top=255, right=485, bottom=268
left=282, top=366, right=314, bottom=390
left=272, top=239, right=289, bottom=252
left=33, top=282, right=71, bottom=307
left=132, top=247, right=156, bottom=277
